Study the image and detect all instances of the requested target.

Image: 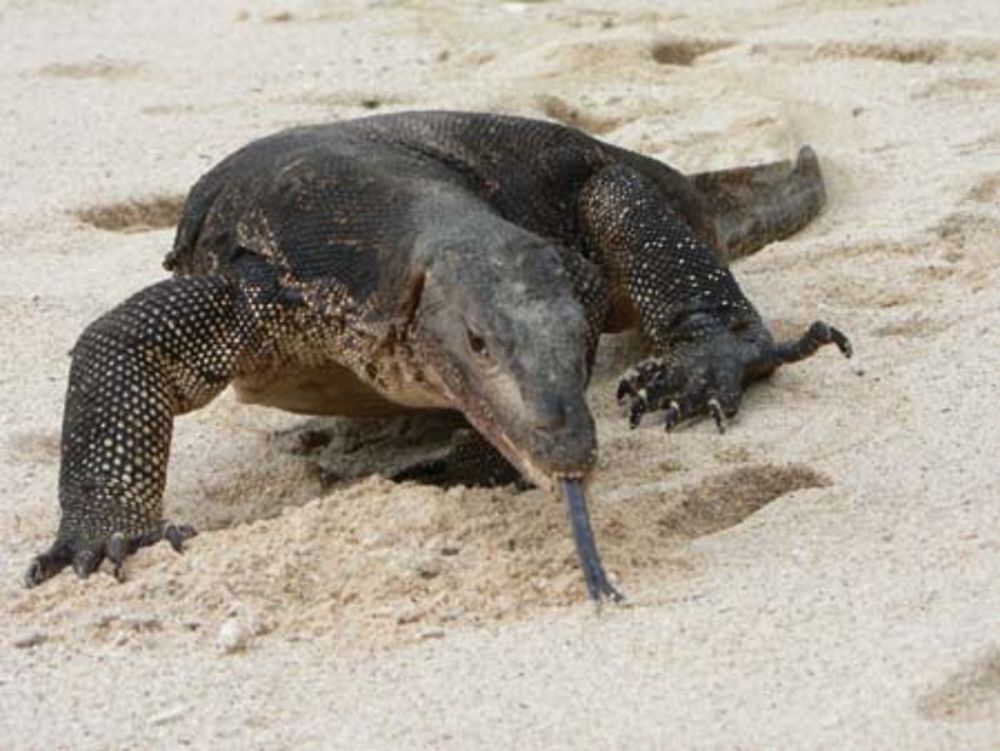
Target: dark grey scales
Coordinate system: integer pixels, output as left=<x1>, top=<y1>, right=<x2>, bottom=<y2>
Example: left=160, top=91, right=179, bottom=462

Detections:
left=25, top=111, right=851, bottom=601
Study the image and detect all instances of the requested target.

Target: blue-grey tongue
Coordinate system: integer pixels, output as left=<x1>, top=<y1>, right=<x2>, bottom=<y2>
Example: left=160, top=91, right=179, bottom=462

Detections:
left=558, top=478, right=625, bottom=603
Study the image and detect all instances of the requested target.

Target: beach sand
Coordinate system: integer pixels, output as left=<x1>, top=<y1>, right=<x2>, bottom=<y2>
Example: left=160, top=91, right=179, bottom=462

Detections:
left=1, top=0, right=999, bottom=748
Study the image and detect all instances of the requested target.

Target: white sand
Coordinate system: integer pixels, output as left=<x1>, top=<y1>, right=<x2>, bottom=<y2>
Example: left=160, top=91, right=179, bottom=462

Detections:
left=2, top=0, right=1000, bottom=748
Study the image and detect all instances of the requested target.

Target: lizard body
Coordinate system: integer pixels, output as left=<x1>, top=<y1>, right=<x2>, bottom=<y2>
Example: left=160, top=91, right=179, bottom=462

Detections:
left=26, top=111, right=849, bottom=600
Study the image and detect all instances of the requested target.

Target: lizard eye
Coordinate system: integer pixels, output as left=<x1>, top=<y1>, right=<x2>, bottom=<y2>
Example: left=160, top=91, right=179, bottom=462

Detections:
left=466, top=329, right=494, bottom=364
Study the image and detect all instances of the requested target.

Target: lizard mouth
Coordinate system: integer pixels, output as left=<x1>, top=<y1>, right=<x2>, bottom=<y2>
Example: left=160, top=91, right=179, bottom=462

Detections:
left=424, top=378, right=572, bottom=493
left=460, top=398, right=563, bottom=491
left=436, top=379, right=589, bottom=493
left=408, top=350, right=580, bottom=489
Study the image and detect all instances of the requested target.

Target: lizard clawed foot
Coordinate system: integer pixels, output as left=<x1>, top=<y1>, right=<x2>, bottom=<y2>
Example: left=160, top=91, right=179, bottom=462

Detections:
left=617, top=318, right=851, bottom=431
left=23, top=522, right=196, bottom=589
left=618, top=355, right=742, bottom=433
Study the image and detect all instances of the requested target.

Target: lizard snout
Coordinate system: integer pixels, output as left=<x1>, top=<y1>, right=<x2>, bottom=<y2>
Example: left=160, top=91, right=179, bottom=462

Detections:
left=522, top=393, right=596, bottom=476
left=531, top=394, right=569, bottom=433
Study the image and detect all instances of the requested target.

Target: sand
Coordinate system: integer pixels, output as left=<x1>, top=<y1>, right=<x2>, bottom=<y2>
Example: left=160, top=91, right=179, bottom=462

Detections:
left=2, top=0, right=999, bottom=748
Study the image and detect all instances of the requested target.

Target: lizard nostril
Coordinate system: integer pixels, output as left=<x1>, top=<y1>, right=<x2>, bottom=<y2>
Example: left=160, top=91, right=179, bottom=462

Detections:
left=533, top=395, right=568, bottom=433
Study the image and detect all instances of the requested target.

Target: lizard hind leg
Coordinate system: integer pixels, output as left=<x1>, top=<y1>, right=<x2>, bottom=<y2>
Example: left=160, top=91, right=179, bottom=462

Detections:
left=689, top=145, right=826, bottom=263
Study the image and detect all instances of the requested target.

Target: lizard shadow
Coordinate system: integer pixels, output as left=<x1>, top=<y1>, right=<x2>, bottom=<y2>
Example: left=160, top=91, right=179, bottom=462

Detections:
left=270, top=411, right=469, bottom=489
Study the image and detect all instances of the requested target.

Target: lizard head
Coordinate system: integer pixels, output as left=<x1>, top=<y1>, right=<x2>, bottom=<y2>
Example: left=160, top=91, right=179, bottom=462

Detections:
left=404, top=230, right=597, bottom=490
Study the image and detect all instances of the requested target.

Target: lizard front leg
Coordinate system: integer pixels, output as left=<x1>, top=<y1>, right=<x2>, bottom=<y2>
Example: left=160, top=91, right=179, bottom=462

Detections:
left=24, top=276, right=272, bottom=587
left=579, top=163, right=850, bottom=431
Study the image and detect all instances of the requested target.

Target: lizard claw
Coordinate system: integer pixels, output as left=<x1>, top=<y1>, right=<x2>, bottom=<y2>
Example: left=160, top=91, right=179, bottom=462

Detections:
left=707, top=398, right=726, bottom=434
left=23, top=521, right=196, bottom=589
left=108, top=532, right=129, bottom=581
left=72, top=547, right=102, bottom=580
left=616, top=378, right=635, bottom=404
left=627, top=390, right=649, bottom=429
left=23, top=541, right=74, bottom=588
left=663, top=400, right=681, bottom=431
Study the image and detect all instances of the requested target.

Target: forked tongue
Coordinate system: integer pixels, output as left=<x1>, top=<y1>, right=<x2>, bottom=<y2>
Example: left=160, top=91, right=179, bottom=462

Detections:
left=558, top=478, right=625, bottom=603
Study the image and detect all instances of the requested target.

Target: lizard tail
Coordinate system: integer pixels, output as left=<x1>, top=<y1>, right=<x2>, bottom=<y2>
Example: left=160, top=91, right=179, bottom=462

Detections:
left=688, top=146, right=826, bottom=264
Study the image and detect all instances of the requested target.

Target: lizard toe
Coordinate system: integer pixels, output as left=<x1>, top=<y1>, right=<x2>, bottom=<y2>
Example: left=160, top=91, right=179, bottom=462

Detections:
left=72, top=546, right=103, bottom=580
left=619, top=358, right=691, bottom=428
left=163, top=523, right=197, bottom=553
left=706, top=398, right=726, bottom=433
left=662, top=380, right=710, bottom=432
left=107, top=532, right=130, bottom=581
left=23, top=542, right=74, bottom=589
left=769, top=320, right=853, bottom=368
left=704, top=366, right=743, bottom=433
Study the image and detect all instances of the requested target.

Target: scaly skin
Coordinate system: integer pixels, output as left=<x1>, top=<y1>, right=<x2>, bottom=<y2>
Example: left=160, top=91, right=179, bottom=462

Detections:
left=25, top=111, right=850, bottom=600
